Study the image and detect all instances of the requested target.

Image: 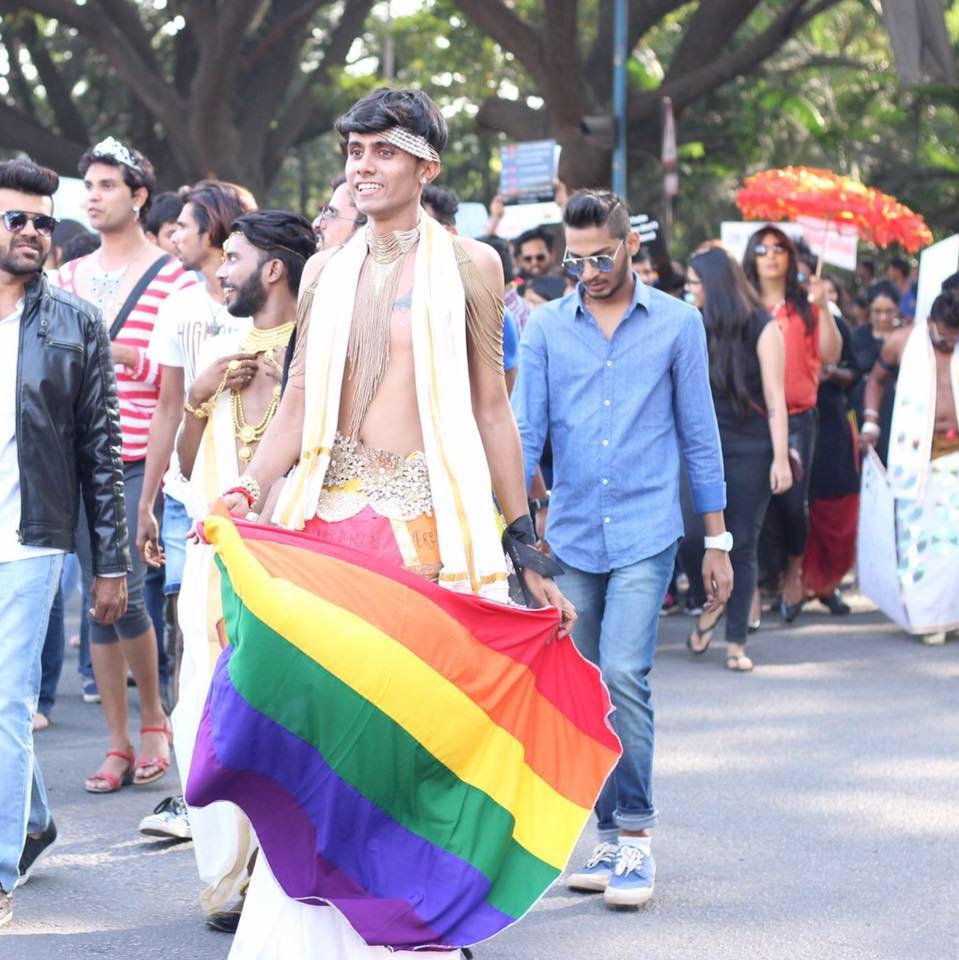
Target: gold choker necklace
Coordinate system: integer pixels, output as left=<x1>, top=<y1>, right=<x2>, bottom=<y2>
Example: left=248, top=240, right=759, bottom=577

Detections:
left=238, top=320, right=295, bottom=355
left=367, top=224, right=420, bottom=265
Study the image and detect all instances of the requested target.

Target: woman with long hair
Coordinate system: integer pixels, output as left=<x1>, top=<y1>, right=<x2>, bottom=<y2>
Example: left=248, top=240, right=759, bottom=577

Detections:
left=741, top=226, right=842, bottom=623
left=680, top=244, right=792, bottom=671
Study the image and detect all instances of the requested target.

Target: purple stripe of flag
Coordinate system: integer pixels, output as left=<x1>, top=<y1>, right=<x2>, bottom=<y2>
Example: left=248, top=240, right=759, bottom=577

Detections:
left=187, top=652, right=513, bottom=948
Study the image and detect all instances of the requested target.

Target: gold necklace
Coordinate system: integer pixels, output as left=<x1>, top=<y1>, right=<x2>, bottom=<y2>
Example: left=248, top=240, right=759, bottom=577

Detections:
left=238, top=320, right=295, bottom=358
left=367, top=224, right=420, bottom=265
left=232, top=382, right=281, bottom=463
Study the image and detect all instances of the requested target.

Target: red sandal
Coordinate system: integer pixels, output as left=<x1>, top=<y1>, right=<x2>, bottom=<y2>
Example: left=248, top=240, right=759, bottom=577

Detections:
left=84, top=749, right=135, bottom=794
left=134, top=721, right=173, bottom=786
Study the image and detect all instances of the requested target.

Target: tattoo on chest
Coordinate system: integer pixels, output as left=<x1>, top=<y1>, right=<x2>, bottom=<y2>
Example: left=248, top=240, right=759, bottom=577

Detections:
left=393, top=290, right=412, bottom=313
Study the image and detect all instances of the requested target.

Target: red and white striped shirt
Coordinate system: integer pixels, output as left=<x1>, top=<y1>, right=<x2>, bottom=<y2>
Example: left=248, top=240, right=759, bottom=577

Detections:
left=58, top=256, right=197, bottom=462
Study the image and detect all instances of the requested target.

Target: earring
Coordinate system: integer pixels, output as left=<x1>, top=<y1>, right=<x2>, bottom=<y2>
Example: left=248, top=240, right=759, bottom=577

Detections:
left=133, top=206, right=139, bottom=215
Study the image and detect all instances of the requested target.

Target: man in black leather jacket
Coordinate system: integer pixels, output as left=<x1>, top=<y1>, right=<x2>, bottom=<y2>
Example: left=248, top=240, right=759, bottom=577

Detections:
left=0, top=159, right=129, bottom=929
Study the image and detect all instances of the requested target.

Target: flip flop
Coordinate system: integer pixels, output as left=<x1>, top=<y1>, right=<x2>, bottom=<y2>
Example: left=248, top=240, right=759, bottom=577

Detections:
left=725, top=653, right=754, bottom=672
left=687, top=606, right=725, bottom=655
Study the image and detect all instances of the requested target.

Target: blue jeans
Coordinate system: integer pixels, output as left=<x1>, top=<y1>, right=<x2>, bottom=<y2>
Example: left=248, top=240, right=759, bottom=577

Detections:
left=38, top=586, right=64, bottom=717
left=160, top=493, right=190, bottom=596
left=558, top=541, right=677, bottom=837
left=0, top=553, right=63, bottom=891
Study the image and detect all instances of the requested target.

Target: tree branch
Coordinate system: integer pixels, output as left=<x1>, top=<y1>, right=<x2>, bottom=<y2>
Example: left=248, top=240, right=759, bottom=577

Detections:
left=630, top=0, right=843, bottom=121
left=0, top=99, right=87, bottom=171
left=263, top=0, right=375, bottom=173
left=241, top=0, right=323, bottom=74
left=92, top=0, right=164, bottom=75
left=665, top=0, right=758, bottom=82
left=475, top=96, right=551, bottom=141
left=16, top=16, right=89, bottom=142
left=450, top=0, right=548, bottom=89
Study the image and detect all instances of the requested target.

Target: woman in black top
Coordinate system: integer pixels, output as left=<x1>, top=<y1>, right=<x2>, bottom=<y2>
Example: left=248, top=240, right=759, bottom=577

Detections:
left=850, top=281, right=902, bottom=465
left=680, top=245, right=792, bottom=671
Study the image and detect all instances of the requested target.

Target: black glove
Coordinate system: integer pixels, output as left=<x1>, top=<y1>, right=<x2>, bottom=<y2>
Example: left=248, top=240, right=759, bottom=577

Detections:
left=502, top=514, right=564, bottom=608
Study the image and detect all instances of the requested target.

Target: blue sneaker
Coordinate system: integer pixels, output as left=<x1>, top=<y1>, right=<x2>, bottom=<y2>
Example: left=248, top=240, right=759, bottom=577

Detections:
left=604, top=843, right=655, bottom=907
left=81, top=677, right=100, bottom=704
left=566, top=842, right=619, bottom=892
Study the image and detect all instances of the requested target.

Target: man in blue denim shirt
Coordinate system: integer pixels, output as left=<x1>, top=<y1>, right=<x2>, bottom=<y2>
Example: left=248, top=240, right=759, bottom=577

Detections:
left=512, top=191, right=733, bottom=908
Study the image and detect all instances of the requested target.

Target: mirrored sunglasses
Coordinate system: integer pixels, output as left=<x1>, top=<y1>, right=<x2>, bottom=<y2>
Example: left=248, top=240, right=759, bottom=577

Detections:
left=562, top=238, right=625, bottom=277
left=1, top=210, right=58, bottom=237
left=755, top=242, right=788, bottom=257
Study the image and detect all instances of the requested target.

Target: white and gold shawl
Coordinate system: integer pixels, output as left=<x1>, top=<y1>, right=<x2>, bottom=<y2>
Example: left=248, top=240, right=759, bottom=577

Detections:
left=272, top=217, right=509, bottom=600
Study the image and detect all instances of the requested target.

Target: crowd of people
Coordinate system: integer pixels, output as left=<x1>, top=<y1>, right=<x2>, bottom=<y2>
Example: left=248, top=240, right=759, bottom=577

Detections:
left=2, top=84, right=957, bottom=958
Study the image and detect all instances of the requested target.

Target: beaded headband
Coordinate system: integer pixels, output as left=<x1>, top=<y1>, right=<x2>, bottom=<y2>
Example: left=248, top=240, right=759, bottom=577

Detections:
left=379, top=126, right=441, bottom=164
left=91, top=136, right=142, bottom=173
left=226, top=230, right=308, bottom=261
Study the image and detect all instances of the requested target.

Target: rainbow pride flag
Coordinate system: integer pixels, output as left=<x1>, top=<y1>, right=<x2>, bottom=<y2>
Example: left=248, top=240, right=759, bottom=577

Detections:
left=186, top=514, right=620, bottom=950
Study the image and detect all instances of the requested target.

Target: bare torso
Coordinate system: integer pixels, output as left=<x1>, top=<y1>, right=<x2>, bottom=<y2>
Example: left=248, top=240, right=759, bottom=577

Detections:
left=71, top=243, right=163, bottom=325
left=237, top=344, right=288, bottom=464
left=933, top=344, right=958, bottom=435
left=336, top=248, right=425, bottom=456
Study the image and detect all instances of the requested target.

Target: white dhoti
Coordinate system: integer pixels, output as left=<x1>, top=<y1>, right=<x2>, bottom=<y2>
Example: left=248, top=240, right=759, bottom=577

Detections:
left=859, top=449, right=959, bottom=633
left=172, top=539, right=257, bottom=914
left=230, top=857, right=458, bottom=960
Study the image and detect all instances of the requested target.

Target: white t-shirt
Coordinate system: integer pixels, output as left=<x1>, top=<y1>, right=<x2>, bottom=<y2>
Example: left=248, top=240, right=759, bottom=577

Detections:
left=0, top=302, right=64, bottom=562
left=147, top=282, right=251, bottom=504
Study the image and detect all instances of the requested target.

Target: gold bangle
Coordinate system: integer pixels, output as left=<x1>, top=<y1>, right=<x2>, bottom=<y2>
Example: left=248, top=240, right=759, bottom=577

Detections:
left=184, top=400, right=209, bottom=420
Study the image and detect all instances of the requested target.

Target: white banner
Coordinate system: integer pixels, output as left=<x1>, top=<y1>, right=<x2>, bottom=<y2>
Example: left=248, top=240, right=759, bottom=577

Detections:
left=720, top=218, right=858, bottom=271
left=915, top=233, right=959, bottom=323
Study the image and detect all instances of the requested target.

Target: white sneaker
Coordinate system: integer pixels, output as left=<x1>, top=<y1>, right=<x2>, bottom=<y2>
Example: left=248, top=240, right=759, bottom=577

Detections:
left=566, top=842, right=619, bottom=892
left=139, top=796, right=192, bottom=840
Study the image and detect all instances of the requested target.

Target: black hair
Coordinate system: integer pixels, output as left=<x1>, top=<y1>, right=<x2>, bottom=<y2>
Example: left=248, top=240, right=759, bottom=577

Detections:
left=563, top=189, right=631, bottom=240
left=229, top=210, right=317, bottom=293
left=52, top=218, right=89, bottom=250
left=60, top=231, right=101, bottom=264
left=930, top=288, right=959, bottom=329
left=690, top=245, right=766, bottom=419
left=632, top=248, right=652, bottom=265
left=146, top=191, right=184, bottom=236
left=858, top=257, right=876, bottom=276
left=887, top=256, right=911, bottom=278
left=513, top=226, right=554, bottom=257
left=0, top=158, right=59, bottom=197
left=479, top=234, right=514, bottom=284
left=742, top=225, right=813, bottom=332
left=528, top=276, right=566, bottom=301
left=421, top=184, right=459, bottom=228
left=186, top=180, right=257, bottom=249
left=79, top=141, right=157, bottom=224
left=940, top=271, right=959, bottom=294
left=866, top=279, right=901, bottom=306
left=335, top=87, right=448, bottom=155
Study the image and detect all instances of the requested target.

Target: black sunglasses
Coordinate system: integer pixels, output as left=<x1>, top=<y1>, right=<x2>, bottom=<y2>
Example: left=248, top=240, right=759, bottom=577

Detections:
left=2, top=210, right=58, bottom=237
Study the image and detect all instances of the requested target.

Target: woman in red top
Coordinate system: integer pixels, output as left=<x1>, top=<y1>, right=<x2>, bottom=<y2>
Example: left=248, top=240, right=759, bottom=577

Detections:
left=742, top=227, right=841, bottom=623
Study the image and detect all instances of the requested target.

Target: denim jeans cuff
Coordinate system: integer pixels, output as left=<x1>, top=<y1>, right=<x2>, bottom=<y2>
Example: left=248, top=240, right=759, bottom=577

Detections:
left=597, top=826, right=619, bottom=844
left=616, top=808, right=658, bottom=832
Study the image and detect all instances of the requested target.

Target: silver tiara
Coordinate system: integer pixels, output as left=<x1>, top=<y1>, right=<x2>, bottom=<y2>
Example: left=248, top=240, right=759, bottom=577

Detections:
left=91, top=136, right=142, bottom=172
left=379, top=126, right=441, bottom=164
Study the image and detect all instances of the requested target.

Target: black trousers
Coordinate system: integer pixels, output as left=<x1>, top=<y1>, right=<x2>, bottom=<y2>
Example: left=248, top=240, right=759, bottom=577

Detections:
left=680, top=430, right=773, bottom=644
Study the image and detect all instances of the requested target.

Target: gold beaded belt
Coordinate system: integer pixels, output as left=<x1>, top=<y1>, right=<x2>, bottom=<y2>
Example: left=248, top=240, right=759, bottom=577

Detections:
left=316, top=434, right=434, bottom=523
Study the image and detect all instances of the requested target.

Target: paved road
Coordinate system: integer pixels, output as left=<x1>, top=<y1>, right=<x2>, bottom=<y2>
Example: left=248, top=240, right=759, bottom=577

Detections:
left=3, top=593, right=958, bottom=960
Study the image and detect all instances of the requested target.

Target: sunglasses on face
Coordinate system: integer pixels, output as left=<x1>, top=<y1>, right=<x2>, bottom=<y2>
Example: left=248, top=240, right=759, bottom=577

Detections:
left=2, top=210, right=58, bottom=237
left=562, top=239, right=625, bottom=276
left=521, top=253, right=549, bottom=263
left=755, top=242, right=788, bottom=257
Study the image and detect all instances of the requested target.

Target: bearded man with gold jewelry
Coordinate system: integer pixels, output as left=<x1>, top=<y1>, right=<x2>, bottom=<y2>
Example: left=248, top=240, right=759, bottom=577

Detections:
left=170, top=209, right=315, bottom=934
left=210, top=88, right=577, bottom=958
